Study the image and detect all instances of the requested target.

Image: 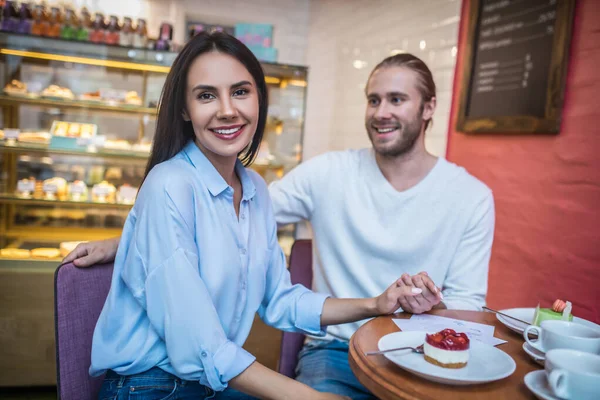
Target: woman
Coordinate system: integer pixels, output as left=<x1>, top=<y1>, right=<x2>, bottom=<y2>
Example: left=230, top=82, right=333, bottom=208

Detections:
left=88, top=32, right=423, bottom=400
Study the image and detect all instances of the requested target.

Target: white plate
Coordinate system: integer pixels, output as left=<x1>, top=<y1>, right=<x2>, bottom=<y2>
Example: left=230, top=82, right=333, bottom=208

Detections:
left=524, top=370, right=560, bottom=400
left=496, top=308, right=600, bottom=334
left=378, top=331, right=516, bottom=385
left=523, top=342, right=545, bottom=366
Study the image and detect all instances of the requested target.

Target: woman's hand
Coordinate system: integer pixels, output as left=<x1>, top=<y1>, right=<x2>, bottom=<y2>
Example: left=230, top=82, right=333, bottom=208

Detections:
left=374, top=277, right=427, bottom=315
left=388, top=272, right=444, bottom=314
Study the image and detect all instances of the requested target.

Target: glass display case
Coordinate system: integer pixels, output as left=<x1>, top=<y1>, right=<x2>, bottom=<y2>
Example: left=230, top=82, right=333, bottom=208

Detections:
left=0, top=31, right=307, bottom=387
left=0, top=32, right=307, bottom=267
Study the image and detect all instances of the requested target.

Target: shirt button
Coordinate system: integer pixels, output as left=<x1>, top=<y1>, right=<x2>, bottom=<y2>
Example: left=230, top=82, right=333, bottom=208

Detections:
left=241, top=214, right=245, bottom=220
left=201, top=351, right=208, bottom=358
left=240, top=248, right=247, bottom=255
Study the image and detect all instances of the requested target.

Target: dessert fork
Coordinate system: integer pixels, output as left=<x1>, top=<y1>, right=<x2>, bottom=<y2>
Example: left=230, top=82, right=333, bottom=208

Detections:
left=365, top=344, right=424, bottom=356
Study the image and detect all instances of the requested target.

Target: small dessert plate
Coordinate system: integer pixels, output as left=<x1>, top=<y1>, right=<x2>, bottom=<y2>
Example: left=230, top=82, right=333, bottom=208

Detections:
left=378, top=331, right=516, bottom=385
left=524, top=370, right=560, bottom=400
left=523, top=342, right=545, bottom=366
left=496, top=308, right=600, bottom=334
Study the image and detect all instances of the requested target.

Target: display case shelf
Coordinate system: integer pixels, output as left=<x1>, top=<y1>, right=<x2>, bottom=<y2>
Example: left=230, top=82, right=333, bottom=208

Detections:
left=0, top=94, right=157, bottom=115
left=0, top=141, right=150, bottom=160
left=0, top=193, right=134, bottom=209
left=4, top=226, right=123, bottom=242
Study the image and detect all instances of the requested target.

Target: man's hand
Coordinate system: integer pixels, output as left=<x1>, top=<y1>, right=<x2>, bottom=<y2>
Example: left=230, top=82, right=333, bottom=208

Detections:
left=396, top=271, right=444, bottom=314
left=61, top=237, right=120, bottom=267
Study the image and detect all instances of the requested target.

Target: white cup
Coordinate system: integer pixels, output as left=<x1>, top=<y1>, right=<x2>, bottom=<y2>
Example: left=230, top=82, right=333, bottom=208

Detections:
left=523, top=320, right=600, bottom=354
left=545, top=349, right=600, bottom=399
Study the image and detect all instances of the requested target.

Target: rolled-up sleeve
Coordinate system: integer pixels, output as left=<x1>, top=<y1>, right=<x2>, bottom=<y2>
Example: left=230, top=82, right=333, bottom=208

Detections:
left=257, top=195, right=328, bottom=335
left=121, top=175, right=254, bottom=391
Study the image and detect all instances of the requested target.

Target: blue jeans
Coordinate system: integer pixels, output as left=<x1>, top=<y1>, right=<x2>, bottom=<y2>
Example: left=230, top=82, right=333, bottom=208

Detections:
left=295, top=340, right=377, bottom=400
left=98, top=368, right=258, bottom=400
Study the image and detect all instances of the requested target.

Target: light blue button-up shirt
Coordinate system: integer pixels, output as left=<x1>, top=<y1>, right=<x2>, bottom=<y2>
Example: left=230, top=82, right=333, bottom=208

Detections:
left=90, top=141, right=328, bottom=391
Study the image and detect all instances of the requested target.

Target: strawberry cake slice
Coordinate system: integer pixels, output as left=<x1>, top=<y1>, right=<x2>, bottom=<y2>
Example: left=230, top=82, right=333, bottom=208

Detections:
left=424, top=328, right=470, bottom=368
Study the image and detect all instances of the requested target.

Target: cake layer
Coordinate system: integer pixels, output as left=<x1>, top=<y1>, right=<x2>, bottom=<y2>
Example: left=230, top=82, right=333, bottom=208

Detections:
left=533, top=308, right=573, bottom=326
left=424, top=341, right=469, bottom=364
left=424, top=354, right=467, bottom=369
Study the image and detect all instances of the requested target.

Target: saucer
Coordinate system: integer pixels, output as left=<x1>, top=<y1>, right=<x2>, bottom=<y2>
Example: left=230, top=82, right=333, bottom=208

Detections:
left=496, top=308, right=600, bottom=335
left=524, top=370, right=560, bottom=400
left=523, top=342, right=545, bottom=366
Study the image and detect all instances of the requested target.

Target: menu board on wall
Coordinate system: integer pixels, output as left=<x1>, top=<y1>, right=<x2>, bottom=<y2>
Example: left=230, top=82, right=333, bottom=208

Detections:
left=457, top=0, right=575, bottom=133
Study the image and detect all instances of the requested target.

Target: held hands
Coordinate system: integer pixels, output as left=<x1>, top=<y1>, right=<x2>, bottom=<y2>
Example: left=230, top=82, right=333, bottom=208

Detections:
left=61, top=237, right=119, bottom=267
left=375, top=271, right=443, bottom=315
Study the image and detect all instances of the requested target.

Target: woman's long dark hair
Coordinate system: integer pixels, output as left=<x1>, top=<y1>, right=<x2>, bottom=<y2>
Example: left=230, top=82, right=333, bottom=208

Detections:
left=142, top=31, right=268, bottom=184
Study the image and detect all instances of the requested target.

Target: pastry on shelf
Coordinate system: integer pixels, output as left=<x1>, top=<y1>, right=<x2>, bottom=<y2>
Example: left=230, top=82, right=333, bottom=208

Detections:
left=117, top=184, right=138, bottom=205
left=31, top=248, right=61, bottom=259
left=42, top=177, right=68, bottom=201
left=65, top=210, right=86, bottom=226
left=17, top=131, right=51, bottom=144
left=0, top=248, right=31, bottom=259
left=60, top=241, right=86, bottom=258
left=92, top=180, right=116, bottom=203
left=52, top=121, right=69, bottom=136
left=33, top=180, right=44, bottom=199
left=124, top=91, right=142, bottom=106
left=79, top=124, right=96, bottom=138
left=79, top=90, right=102, bottom=102
left=68, top=180, right=89, bottom=202
left=533, top=299, right=574, bottom=326
left=47, top=209, right=67, bottom=226
left=16, top=177, right=36, bottom=198
left=424, top=328, right=470, bottom=369
left=41, top=84, right=74, bottom=100
left=105, top=167, right=123, bottom=182
left=68, top=123, right=82, bottom=137
left=132, top=141, right=152, bottom=153
left=51, top=121, right=96, bottom=138
left=103, top=139, right=132, bottom=151
left=3, top=79, right=27, bottom=95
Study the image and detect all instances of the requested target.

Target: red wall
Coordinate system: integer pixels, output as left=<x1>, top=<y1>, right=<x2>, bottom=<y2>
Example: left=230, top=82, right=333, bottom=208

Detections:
left=447, top=0, right=600, bottom=323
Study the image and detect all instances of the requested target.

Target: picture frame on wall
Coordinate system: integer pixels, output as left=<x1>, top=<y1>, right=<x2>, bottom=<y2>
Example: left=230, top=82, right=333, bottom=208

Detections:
left=456, top=0, right=576, bottom=133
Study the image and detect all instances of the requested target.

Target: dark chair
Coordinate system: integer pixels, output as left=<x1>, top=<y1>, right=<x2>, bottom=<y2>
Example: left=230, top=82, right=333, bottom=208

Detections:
left=54, top=262, right=113, bottom=400
left=277, top=239, right=313, bottom=378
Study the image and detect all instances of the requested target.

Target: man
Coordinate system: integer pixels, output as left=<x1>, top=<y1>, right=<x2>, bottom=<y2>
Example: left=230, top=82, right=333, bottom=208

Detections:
left=65, top=53, right=494, bottom=399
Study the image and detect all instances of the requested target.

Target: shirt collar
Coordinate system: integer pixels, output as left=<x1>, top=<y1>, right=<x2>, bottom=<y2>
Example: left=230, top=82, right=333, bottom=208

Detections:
left=182, top=140, right=256, bottom=200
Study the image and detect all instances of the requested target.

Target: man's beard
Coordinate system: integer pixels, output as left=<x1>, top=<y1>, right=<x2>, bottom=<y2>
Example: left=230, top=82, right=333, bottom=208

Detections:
left=367, top=109, right=423, bottom=158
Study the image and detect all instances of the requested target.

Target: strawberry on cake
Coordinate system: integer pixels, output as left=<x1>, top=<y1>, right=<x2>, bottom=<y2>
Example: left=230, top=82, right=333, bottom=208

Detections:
left=424, top=328, right=470, bottom=369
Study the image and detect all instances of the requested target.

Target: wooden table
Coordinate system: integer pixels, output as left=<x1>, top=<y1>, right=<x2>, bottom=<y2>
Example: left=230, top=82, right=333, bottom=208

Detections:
left=349, top=310, right=541, bottom=400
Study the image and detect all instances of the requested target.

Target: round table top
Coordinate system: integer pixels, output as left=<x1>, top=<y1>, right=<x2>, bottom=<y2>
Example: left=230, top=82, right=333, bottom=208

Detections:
left=348, top=309, right=540, bottom=400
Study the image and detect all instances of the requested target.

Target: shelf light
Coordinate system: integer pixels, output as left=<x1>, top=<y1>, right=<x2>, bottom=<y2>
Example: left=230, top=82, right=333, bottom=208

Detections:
left=0, top=48, right=171, bottom=73
left=288, top=79, right=307, bottom=87
left=265, top=76, right=281, bottom=85
left=1, top=49, right=306, bottom=88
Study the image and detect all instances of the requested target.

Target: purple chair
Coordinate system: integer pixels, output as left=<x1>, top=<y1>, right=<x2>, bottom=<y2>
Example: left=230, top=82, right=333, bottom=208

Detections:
left=54, top=262, right=113, bottom=400
left=278, top=239, right=313, bottom=378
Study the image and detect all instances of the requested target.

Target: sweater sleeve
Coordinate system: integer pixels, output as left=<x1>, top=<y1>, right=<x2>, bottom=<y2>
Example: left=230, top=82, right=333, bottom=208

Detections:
left=442, top=191, right=495, bottom=311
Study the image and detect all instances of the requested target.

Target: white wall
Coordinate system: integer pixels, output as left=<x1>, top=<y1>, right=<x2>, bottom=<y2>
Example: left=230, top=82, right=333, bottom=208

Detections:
left=303, top=0, right=462, bottom=160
